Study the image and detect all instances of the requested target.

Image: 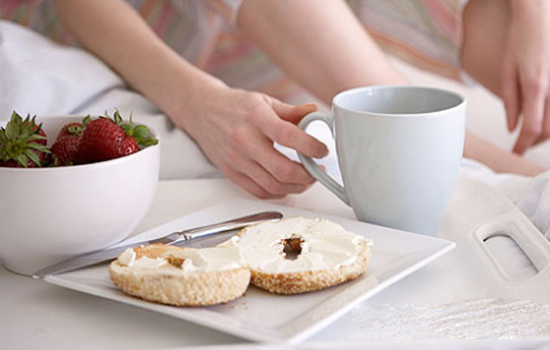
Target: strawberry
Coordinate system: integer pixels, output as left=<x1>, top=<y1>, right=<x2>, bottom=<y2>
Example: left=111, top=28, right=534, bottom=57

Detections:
left=51, top=118, right=86, bottom=166
left=51, top=135, right=81, bottom=166
left=76, top=110, right=157, bottom=164
left=76, top=118, right=122, bottom=163
left=0, top=111, right=50, bottom=168
left=56, top=121, right=84, bottom=141
left=122, top=136, right=139, bottom=156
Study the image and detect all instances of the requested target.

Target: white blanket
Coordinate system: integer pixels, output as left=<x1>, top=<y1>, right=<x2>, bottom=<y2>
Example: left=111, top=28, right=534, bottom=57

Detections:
left=2, top=20, right=549, bottom=242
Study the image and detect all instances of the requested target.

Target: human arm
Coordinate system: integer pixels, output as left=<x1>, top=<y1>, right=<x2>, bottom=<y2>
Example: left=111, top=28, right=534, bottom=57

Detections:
left=51, top=0, right=328, bottom=198
left=502, top=0, right=550, bottom=154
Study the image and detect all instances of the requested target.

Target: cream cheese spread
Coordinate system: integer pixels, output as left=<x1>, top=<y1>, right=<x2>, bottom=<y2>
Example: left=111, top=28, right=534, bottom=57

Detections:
left=118, top=247, right=167, bottom=269
left=117, top=245, right=246, bottom=273
left=231, top=216, right=370, bottom=273
left=168, top=245, right=245, bottom=272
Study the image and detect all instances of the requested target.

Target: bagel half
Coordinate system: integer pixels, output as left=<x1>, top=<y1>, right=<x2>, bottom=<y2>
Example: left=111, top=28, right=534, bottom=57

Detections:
left=109, top=244, right=250, bottom=306
left=231, top=217, right=371, bottom=294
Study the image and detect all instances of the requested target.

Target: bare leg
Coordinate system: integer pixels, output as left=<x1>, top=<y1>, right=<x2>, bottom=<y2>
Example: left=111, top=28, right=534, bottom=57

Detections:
left=461, top=0, right=545, bottom=175
left=237, top=0, right=407, bottom=103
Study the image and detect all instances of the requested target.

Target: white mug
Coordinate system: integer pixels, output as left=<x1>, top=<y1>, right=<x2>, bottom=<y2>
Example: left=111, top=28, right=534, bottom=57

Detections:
left=298, top=86, right=466, bottom=235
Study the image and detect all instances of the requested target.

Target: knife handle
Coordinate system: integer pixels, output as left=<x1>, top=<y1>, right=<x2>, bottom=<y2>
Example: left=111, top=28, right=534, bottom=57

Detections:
left=149, top=211, right=283, bottom=246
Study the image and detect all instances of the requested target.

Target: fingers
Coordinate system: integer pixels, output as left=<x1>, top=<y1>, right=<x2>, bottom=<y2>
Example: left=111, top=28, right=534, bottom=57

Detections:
left=223, top=128, right=313, bottom=198
left=272, top=99, right=317, bottom=124
left=258, top=112, right=328, bottom=160
left=249, top=98, right=328, bottom=197
left=246, top=160, right=311, bottom=196
left=268, top=99, right=328, bottom=157
left=501, top=62, right=521, bottom=132
left=242, top=134, right=313, bottom=193
left=513, top=76, right=547, bottom=154
left=249, top=135, right=316, bottom=186
left=268, top=121, right=328, bottom=158
left=223, top=167, right=284, bottom=199
left=224, top=157, right=311, bottom=199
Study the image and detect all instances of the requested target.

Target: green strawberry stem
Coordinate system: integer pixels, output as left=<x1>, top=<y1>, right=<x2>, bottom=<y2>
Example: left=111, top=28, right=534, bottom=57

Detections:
left=0, top=111, right=50, bottom=167
left=106, top=109, right=158, bottom=147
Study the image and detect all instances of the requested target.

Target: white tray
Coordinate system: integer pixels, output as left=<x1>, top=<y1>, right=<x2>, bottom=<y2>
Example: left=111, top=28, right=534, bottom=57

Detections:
left=437, top=176, right=550, bottom=303
left=43, top=199, right=455, bottom=344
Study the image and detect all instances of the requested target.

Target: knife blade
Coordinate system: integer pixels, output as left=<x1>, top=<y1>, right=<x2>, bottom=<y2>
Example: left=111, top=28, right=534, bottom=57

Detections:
left=33, top=211, right=283, bottom=278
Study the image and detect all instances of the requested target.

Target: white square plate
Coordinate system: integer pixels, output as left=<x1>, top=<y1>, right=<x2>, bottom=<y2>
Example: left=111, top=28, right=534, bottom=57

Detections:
left=44, top=199, right=455, bottom=344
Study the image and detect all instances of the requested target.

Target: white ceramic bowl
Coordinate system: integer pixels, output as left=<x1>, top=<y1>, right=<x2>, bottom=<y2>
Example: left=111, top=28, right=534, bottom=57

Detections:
left=0, top=116, right=161, bottom=275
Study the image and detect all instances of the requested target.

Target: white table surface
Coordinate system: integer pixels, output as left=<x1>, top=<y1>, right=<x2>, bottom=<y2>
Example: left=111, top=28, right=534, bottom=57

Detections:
left=1, top=179, right=549, bottom=350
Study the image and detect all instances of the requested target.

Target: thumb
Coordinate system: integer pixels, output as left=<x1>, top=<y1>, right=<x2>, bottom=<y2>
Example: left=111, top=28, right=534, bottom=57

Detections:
left=271, top=100, right=318, bottom=124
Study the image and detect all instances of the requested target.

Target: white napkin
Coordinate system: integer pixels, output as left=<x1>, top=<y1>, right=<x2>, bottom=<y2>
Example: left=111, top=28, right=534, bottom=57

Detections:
left=461, top=158, right=550, bottom=241
left=500, top=172, right=550, bottom=241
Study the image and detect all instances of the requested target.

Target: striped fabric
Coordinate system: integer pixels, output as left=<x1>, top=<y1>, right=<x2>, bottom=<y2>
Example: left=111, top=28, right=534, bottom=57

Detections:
left=1, top=0, right=77, bottom=45
left=0, top=0, right=229, bottom=68
left=349, top=0, right=468, bottom=81
left=1, top=0, right=468, bottom=100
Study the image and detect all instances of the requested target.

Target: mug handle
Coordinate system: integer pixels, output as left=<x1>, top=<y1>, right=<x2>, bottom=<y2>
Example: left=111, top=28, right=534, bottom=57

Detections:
left=297, top=112, right=350, bottom=205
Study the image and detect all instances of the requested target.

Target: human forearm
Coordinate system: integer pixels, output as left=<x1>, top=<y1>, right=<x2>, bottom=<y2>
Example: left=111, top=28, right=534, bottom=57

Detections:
left=464, top=132, right=544, bottom=176
left=51, top=0, right=225, bottom=130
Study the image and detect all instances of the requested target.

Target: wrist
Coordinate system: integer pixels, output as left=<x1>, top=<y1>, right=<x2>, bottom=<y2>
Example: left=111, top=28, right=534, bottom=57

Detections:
left=163, top=68, right=229, bottom=137
left=139, top=55, right=227, bottom=132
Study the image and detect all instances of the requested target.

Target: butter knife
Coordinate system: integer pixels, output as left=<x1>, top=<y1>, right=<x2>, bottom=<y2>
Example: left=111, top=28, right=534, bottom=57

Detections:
left=33, top=211, right=283, bottom=278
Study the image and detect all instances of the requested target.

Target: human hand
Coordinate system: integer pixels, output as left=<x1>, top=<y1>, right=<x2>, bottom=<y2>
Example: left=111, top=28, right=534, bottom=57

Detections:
left=178, top=85, right=328, bottom=198
left=502, top=0, right=550, bottom=154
